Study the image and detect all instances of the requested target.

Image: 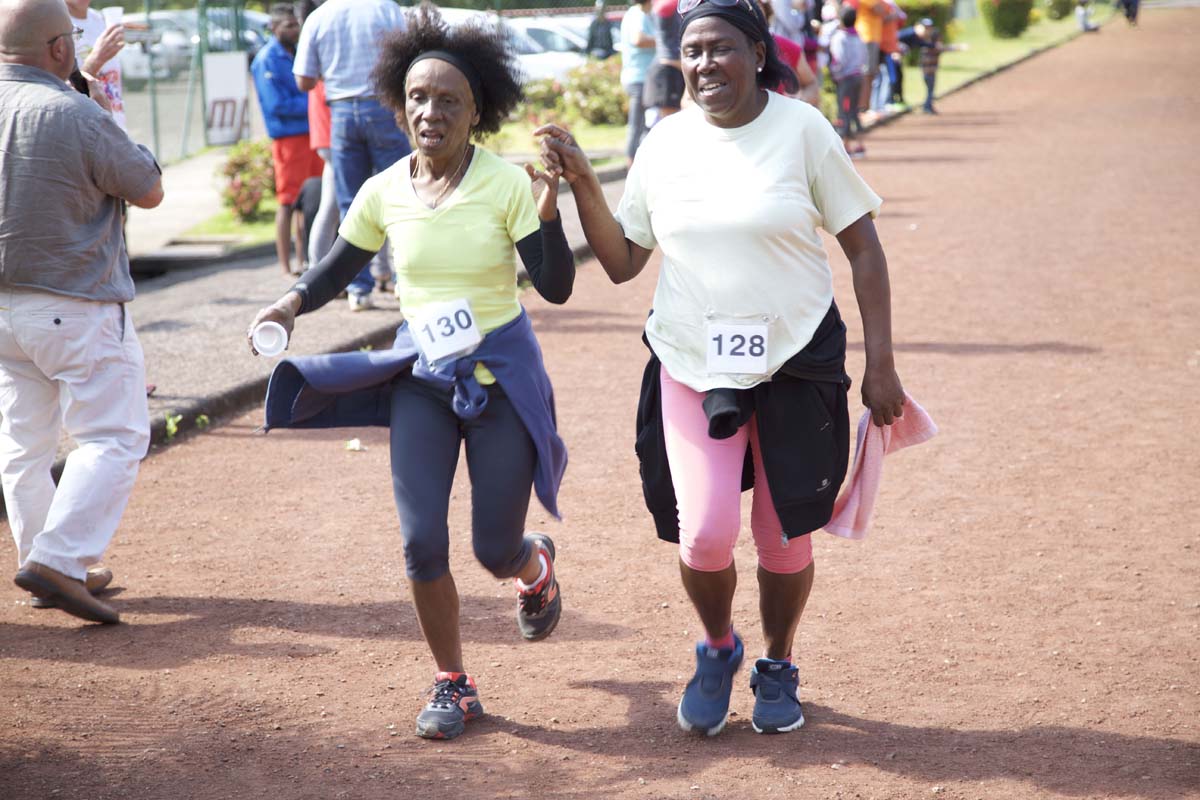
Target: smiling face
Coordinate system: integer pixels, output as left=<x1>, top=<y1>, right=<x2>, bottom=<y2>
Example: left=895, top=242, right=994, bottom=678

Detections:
left=403, top=58, right=480, bottom=161
left=680, top=16, right=765, bottom=129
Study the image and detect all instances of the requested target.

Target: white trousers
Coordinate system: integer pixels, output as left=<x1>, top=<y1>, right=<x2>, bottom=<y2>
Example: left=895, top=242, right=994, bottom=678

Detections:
left=0, top=289, right=149, bottom=580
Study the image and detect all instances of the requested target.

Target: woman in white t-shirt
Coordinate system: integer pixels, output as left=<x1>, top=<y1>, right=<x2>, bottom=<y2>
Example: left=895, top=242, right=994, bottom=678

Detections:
left=539, top=0, right=905, bottom=737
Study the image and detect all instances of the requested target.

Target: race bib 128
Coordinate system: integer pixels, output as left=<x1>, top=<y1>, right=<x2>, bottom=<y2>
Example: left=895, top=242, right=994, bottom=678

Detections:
left=706, top=322, right=769, bottom=375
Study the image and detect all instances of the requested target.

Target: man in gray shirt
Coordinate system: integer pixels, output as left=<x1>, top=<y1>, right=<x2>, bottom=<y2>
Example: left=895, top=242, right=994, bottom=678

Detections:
left=0, top=0, right=163, bottom=624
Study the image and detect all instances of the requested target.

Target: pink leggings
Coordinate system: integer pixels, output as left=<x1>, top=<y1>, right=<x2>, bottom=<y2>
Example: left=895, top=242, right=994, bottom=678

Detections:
left=660, top=369, right=814, bottom=575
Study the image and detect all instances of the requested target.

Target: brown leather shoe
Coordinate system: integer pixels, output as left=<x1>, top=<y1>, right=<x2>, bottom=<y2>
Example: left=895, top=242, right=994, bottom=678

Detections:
left=29, top=566, right=114, bottom=609
left=15, top=562, right=120, bottom=624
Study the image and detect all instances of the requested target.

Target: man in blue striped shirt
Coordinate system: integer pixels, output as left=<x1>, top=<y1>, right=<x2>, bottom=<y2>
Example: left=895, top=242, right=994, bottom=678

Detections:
left=294, top=0, right=409, bottom=310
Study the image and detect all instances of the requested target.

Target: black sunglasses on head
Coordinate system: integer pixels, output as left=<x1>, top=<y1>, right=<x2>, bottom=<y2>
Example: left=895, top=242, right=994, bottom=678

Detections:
left=677, top=0, right=749, bottom=14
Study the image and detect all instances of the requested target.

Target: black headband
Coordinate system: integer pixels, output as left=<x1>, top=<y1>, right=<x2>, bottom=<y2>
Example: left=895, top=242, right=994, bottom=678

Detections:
left=406, top=50, right=483, bottom=112
left=680, top=1, right=769, bottom=46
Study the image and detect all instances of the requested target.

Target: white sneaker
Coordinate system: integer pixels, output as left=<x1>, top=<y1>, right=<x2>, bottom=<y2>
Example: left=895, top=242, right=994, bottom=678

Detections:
left=348, top=293, right=374, bottom=312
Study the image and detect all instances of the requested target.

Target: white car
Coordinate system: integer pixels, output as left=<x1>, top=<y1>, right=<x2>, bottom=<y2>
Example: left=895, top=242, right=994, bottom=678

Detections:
left=508, top=17, right=588, bottom=55
left=421, top=6, right=586, bottom=84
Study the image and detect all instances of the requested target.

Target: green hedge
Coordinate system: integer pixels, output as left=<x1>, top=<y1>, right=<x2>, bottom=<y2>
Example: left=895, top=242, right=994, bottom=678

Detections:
left=898, top=0, right=954, bottom=36
left=1044, top=0, right=1074, bottom=19
left=514, top=57, right=628, bottom=127
left=979, top=0, right=1035, bottom=37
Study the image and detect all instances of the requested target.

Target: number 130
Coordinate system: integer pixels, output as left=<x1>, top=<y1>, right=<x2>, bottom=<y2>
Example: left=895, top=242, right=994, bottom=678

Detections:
left=422, top=309, right=474, bottom=342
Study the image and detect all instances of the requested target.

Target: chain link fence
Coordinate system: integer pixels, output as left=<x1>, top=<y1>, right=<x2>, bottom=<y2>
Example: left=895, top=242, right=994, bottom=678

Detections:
left=110, top=0, right=624, bottom=165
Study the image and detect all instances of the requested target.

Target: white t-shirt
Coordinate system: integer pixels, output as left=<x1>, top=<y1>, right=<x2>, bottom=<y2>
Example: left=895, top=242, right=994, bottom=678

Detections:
left=616, top=92, right=881, bottom=391
left=75, top=8, right=126, bottom=130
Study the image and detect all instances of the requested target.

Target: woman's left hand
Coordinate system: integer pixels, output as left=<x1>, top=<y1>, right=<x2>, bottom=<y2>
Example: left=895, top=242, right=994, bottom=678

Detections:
left=525, top=162, right=561, bottom=222
left=861, top=364, right=906, bottom=427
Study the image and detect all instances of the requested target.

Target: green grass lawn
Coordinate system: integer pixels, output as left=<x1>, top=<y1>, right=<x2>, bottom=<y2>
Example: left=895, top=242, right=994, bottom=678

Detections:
left=185, top=196, right=278, bottom=241
left=188, top=123, right=625, bottom=244
left=483, top=118, right=627, bottom=159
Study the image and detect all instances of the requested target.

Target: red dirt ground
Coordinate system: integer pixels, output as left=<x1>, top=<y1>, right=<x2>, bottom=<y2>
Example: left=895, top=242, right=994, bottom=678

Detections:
left=3, top=9, right=1198, bottom=800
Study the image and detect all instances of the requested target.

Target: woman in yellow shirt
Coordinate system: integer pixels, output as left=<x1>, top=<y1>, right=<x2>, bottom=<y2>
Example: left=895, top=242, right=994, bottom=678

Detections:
left=248, top=9, right=575, bottom=741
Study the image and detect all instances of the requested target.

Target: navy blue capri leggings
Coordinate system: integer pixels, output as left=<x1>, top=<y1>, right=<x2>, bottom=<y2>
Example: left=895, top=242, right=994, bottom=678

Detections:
left=389, top=375, right=536, bottom=582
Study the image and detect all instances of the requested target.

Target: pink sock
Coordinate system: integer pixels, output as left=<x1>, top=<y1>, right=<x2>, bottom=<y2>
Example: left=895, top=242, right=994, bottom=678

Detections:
left=705, top=627, right=736, bottom=651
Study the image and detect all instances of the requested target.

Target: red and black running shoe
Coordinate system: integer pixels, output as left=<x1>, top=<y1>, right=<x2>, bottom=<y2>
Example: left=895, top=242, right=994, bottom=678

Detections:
left=515, top=533, right=562, bottom=641
left=415, top=672, right=484, bottom=740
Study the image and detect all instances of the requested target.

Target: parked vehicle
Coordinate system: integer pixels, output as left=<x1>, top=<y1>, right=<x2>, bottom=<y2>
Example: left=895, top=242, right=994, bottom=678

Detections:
left=425, top=6, right=587, bottom=84
left=508, top=17, right=589, bottom=55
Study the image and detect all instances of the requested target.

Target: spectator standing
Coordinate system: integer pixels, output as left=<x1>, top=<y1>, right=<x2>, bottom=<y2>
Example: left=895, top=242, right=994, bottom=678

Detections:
left=1075, top=0, right=1099, bottom=32
left=0, top=0, right=164, bottom=625
left=1118, top=0, right=1138, bottom=25
left=252, top=4, right=324, bottom=276
left=874, top=0, right=904, bottom=111
left=768, top=0, right=807, bottom=43
left=293, top=0, right=409, bottom=311
left=899, top=19, right=963, bottom=114
left=620, top=0, right=655, bottom=165
left=852, top=0, right=885, bottom=118
left=586, top=0, right=616, bottom=59
left=643, top=0, right=684, bottom=127
left=816, top=0, right=840, bottom=77
left=762, top=0, right=820, bottom=106
left=830, top=5, right=867, bottom=156
left=67, top=0, right=124, bottom=129
left=305, top=79, right=340, bottom=271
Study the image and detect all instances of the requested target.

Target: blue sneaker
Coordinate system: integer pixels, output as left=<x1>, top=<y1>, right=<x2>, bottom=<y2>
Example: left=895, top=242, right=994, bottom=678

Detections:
left=677, top=634, right=744, bottom=736
left=749, top=658, right=805, bottom=734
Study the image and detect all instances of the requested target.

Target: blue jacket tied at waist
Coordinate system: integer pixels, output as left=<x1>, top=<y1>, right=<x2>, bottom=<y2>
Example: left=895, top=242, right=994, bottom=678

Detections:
left=263, top=310, right=567, bottom=518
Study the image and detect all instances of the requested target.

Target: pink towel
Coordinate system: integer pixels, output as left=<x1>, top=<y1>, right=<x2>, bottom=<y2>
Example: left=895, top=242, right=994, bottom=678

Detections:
left=824, top=394, right=937, bottom=540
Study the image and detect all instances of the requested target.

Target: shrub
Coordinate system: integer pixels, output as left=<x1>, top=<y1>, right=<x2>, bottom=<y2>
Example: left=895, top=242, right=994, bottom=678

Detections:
left=219, top=138, right=274, bottom=221
left=1044, top=0, right=1074, bottom=18
left=561, top=57, right=628, bottom=125
left=514, top=76, right=567, bottom=127
left=513, top=57, right=628, bottom=127
left=979, top=0, right=1035, bottom=37
left=898, top=0, right=954, bottom=37
left=899, top=0, right=955, bottom=66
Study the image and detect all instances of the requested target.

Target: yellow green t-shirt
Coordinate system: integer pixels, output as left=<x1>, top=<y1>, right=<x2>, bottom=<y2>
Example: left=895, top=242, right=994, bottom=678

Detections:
left=338, top=147, right=540, bottom=384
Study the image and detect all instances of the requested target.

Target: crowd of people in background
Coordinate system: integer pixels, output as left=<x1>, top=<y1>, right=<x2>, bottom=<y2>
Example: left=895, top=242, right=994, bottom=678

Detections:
left=618, top=0, right=963, bottom=162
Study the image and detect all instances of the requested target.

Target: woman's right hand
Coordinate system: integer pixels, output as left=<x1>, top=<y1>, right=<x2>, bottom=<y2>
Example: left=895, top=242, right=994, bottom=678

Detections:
left=534, top=124, right=594, bottom=187
left=246, top=292, right=302, bottom=356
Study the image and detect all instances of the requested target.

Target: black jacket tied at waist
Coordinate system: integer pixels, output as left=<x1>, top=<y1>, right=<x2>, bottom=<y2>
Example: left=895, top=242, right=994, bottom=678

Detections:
left=635, top=301, right=852, bottom=543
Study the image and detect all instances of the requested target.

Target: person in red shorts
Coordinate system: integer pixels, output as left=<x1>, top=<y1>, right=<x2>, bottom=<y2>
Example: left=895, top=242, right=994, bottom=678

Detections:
left=252, top=4, right=323, bottom=275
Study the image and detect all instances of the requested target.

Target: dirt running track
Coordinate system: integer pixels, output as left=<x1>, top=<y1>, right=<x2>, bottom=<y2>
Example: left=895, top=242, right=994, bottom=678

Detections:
left=4, top=10, right=1199, bottom=800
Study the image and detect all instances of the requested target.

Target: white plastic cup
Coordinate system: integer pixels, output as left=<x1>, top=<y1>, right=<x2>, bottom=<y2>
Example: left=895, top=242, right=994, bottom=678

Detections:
left=252, top=321, right=288, bottom=357
left=101, top=6, right=123, bottom=28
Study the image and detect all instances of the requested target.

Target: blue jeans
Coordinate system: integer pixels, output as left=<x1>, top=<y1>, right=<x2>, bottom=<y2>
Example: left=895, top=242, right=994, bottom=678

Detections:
left=624, top=82, right=646, bottom=161
left=923, top=72, right=937, bottom=112
left=871, top=60, right=892, bottom=111
left=330, top=97, right=410, bottom=296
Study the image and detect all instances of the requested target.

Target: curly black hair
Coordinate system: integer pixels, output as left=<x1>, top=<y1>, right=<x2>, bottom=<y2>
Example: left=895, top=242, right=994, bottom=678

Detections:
left=372, top=6, right=525, bottom=138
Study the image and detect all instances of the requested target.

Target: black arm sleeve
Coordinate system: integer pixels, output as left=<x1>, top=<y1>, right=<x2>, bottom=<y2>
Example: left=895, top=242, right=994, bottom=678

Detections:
left=289, top=237, right=376, bottom=315
left=515, top=214, right=575, bottom=305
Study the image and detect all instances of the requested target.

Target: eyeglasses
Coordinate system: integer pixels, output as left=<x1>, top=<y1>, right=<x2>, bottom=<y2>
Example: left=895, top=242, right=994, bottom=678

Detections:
left=46, top=27, right=85, bottom=46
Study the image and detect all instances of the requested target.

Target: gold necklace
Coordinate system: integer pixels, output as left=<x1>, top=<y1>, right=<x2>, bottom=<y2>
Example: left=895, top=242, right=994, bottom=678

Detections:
left=413, top=145, right=472, bottom=209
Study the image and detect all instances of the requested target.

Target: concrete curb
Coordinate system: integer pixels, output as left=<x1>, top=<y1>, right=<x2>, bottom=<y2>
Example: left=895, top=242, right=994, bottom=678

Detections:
left=139, top=162, right=626, bottom=450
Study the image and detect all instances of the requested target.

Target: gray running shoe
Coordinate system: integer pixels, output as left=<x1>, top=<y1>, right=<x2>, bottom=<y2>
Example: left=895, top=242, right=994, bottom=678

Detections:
left=415, top=673, right=484, bottom=740
left=516, top=533, right=561, bottom=641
